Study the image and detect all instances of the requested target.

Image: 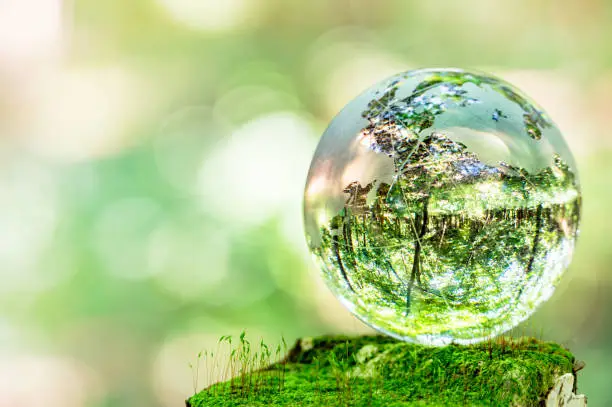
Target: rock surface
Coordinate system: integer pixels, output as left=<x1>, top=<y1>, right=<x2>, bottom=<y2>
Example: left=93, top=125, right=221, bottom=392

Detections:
left=545, top=373, right=587, bottom=407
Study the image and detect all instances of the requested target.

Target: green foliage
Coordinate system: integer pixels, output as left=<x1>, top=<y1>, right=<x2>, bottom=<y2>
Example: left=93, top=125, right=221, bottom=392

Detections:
left=187, top=334, right=578, bottom=407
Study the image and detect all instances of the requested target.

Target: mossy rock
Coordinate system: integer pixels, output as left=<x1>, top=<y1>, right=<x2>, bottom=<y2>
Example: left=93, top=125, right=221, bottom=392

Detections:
left=186, top=335, right=586, bottom=407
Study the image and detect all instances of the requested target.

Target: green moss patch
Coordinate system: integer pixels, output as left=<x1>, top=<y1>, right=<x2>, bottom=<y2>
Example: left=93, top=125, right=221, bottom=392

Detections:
left=187, top=335, right=577, bottom=407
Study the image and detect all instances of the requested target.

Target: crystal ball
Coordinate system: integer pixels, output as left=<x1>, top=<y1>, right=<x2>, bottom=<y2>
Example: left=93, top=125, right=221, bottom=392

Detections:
left=303, top=68, right=581, bottom=345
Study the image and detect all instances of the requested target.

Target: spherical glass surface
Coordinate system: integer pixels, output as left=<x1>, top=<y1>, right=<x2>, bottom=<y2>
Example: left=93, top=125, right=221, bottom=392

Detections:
left=304, top=68, right=581, bottom=345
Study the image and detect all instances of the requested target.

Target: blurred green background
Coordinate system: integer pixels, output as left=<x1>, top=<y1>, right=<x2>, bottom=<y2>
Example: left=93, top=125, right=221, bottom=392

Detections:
left=0, top=0, right=610, bottom=406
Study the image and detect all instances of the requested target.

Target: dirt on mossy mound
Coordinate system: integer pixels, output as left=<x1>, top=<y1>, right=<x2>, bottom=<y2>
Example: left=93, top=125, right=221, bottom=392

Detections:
left=186, top=335, right=586, bottom=407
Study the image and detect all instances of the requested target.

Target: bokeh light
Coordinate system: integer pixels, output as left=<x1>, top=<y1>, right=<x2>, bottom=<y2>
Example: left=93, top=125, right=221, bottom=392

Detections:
left=0, top=156, right=60, bottom=294
left=149, top=219, right=230, bottom=301
left=0, top=354, right=99, bottom=407
left=15, top=67, right=151, bottom=161
left=0, top=0, right=64, bottom=66
left=93, top=197, right=164, bottom=280
left=155, top=0, right=261, bottom=32
left=198, top=112, right=316, bottom=226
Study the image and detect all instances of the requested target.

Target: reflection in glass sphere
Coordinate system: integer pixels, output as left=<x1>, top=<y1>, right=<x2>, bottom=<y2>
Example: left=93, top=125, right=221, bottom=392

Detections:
left=304, top=68, right=581, bottom=345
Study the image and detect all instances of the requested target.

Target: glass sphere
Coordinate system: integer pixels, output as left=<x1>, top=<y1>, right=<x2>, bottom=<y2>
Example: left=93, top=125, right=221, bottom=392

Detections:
left=304, top=68, right=581, bottom=345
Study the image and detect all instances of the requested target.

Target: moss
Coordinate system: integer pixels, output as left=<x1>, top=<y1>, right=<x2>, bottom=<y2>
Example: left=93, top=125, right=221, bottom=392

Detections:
left=186, top=335, right=578, bottom=407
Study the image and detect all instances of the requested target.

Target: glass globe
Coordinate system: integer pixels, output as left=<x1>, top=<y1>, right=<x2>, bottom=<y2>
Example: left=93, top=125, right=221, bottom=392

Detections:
left=303, top=68, right=581, bottom=345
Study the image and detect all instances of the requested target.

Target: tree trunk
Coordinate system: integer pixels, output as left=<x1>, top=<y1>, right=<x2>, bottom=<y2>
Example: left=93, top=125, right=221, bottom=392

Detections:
left=406, top=199, right=428, bottom=314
